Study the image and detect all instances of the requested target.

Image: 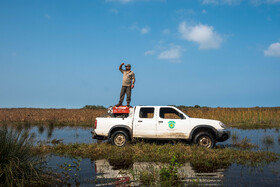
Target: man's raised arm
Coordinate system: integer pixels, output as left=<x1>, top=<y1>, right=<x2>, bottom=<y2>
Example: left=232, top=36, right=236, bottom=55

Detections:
left=119, top=63, right=125, bottom=73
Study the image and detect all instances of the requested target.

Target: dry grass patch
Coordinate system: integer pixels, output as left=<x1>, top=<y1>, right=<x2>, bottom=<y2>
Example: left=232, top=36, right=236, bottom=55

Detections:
left=1, top=107, right=280, bottom=129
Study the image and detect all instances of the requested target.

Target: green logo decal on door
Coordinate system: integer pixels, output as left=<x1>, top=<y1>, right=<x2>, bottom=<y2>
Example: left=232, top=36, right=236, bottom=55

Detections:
left=168, top=121, right=176, bottom=129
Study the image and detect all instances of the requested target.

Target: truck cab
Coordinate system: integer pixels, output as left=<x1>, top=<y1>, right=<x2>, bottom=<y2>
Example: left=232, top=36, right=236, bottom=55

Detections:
left=92, top=106, right=230, bottom=148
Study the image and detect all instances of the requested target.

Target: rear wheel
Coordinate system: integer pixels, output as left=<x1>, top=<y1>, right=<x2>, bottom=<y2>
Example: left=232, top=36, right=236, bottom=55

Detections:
left=111, top=130, right=129, bottom=147
left=194, top=132, right=215, bottom=148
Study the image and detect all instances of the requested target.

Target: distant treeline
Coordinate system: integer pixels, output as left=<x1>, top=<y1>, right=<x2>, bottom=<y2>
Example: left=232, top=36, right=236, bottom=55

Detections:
left=81, top=104, right=277, bottom=109
left=82, top=105, right=106, bottom=109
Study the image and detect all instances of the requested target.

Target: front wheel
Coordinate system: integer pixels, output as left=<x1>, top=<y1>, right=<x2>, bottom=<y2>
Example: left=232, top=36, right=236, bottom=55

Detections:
left=110, top=130, right=129, bottom=147
left=194, top=132, right=215, bottom=148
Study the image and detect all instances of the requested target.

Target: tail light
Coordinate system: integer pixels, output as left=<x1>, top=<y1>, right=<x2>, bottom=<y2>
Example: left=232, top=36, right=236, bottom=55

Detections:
left=94, top=120, right=97, bottom=129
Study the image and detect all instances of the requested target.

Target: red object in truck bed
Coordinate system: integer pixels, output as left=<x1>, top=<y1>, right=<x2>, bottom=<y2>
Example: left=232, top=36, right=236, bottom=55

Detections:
left=113, top=106, right=130, bottom=114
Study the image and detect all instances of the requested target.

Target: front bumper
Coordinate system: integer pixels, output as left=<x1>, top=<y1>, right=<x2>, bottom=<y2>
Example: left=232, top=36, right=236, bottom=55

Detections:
left=216, top=130, right=230, bottom=142
left=91, top=130, right=107, bottom=140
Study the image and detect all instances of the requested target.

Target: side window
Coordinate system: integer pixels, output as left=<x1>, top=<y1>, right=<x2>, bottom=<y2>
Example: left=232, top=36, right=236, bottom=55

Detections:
left=159, top=108, right=185, bottom=119
left=139, top=107, right=155, bottom=119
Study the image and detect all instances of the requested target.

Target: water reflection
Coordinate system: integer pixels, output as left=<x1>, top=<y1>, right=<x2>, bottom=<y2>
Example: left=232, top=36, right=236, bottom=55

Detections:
left=45, top=155, right=280, bottom=187
left=95, top=159, right=226, bottom=186
left=224, top=128, right=280, bottom=153
left=5, top=124, right=280, bottom=154
left=38, top=125, right=45, bottom=135
left=3, top=124, right=280, bottom=186
left=32, top=125, right=94, bottom=144
left=47, top=124, right=54, bottom=139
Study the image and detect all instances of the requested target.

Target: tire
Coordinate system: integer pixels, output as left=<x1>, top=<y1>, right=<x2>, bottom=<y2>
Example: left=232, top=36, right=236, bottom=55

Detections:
left=110, top=130, right=129, bottom=147
left=194, top=132, right=215, bottom=148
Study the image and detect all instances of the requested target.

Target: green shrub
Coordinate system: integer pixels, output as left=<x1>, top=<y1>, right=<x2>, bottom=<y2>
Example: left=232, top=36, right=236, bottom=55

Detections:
left=0, top=126, right=52, bottom=186
left=139, top=169, right=156, bottom=185
left=160, top=155, right=182, bottom=186
left=82, top=105, right=106, bottom=109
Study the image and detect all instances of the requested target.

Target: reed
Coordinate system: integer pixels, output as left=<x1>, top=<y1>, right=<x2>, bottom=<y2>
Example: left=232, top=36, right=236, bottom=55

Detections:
left=231, top=131, right=239, bottom=143
left=262, top=135, right=274, bottom=145
left=0, top=126, right=55, bottom=186
left=233, top=137, right=258, bottom=149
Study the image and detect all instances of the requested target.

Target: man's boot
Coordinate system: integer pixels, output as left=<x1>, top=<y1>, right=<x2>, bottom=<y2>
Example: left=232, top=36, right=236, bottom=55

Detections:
left=115, top=103, right=122, bottom=107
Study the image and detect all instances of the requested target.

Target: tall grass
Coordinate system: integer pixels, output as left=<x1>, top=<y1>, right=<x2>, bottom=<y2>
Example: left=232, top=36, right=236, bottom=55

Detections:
left=0, top=126, right=53, bottom=186
left=0, top=108, right=106, bottom=126
left=0, top=106, right=280, bottom=128
left=179, top=107, right=280, bottom=129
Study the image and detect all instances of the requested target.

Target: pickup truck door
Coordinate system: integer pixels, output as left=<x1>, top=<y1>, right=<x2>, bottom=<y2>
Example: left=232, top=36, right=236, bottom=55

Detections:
left=157, top=107, right=189, bottom=139
left=133, top=107, right=157, bottom=138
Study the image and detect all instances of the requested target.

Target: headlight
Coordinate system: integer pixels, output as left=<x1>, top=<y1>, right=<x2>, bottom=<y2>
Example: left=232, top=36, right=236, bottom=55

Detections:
left=219, top=122, right=226, bottom=128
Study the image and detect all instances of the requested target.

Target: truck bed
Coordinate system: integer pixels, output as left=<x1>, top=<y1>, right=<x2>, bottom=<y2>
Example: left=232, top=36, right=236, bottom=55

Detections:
left=95, top=117, right=133, bottom=137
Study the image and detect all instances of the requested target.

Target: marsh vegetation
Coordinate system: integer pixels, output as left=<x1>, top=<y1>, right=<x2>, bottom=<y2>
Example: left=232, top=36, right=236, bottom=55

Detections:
left=0, top=126, right=56, bottom=187
left=262, top=135, right=275, bottom=145
left=1, top=106, right=280, bottom=186
left=34, top=142, right=278, bottom=168
left=1, top=106, right=280, bottom=129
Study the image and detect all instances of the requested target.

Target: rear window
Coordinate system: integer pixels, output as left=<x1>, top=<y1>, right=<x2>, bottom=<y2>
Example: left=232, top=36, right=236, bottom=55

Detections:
left=139, top=107, right=155, bottom=119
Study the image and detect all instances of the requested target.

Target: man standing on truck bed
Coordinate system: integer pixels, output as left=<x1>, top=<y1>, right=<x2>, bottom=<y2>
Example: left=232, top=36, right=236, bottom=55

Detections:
left=116, top=63, right=135, bottom=107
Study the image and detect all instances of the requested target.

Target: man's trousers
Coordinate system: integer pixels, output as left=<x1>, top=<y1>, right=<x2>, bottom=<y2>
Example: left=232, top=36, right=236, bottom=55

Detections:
left=118, top=86, right=131, bottom=105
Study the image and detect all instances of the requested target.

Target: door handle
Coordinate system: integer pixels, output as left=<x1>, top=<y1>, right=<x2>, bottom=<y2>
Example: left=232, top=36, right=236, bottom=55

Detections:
left=138, top=120, right=142, bottom=122
left=158, top=121, right=163, bottom=123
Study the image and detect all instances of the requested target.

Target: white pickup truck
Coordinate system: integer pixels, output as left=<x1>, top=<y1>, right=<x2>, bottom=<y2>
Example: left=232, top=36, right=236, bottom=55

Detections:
left=92, top=106, right=230, bottom=148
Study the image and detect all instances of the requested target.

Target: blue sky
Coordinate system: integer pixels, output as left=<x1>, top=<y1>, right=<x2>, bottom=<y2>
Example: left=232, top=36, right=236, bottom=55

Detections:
left=0, top=0, right=279, bottom=108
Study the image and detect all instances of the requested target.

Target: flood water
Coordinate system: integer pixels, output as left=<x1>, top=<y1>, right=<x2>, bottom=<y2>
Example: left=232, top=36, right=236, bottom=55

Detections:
left=15, top=126, right=280, bottom=186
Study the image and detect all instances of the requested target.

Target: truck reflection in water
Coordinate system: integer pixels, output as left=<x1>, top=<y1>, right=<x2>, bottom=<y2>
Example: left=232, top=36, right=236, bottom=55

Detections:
left=94, top=159, right=226, bottom=186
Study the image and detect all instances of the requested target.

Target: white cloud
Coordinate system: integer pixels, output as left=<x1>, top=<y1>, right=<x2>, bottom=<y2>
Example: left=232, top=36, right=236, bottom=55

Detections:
left=176, top=9, right=196, bottom=15
left=106, top=0, right=133, bottom=3
left=267, top=0, right=280, bottom=3
left=144, top=50, right=155, bottom=55
left=144, top=41, right=183, bottom=62
left=202, top=0, right=243, bottom=5
left=141, top=26, right=150, bottom=34
left=129, top=24, right=138, bottom=30
left=179, top=21, right=223, bottom=50
left=250, top=0, right=262, bottom=5
left=162, top=29, right=170, bottom=34
left=158, top=45, right=182, bottom=61
left=44, top=14, right=51, bottom=19
left=109, top=9, right=119, bottom=14
left=129, top=24, right=150, bottom=35
left=264, top=42, right=280, bottom=57
left=253, top=0, right=280, bottom=4
left=266, top=16, right=272, bottom=21
left=202, top=0, right=218, bottom=4
left=203, top=0, right=280, bottom=5
left=105, top=0, right=167, bottom=3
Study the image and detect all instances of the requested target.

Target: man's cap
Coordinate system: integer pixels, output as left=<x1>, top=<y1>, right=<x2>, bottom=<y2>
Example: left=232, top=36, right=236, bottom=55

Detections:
left=125, top=64, right=131, bottom=67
